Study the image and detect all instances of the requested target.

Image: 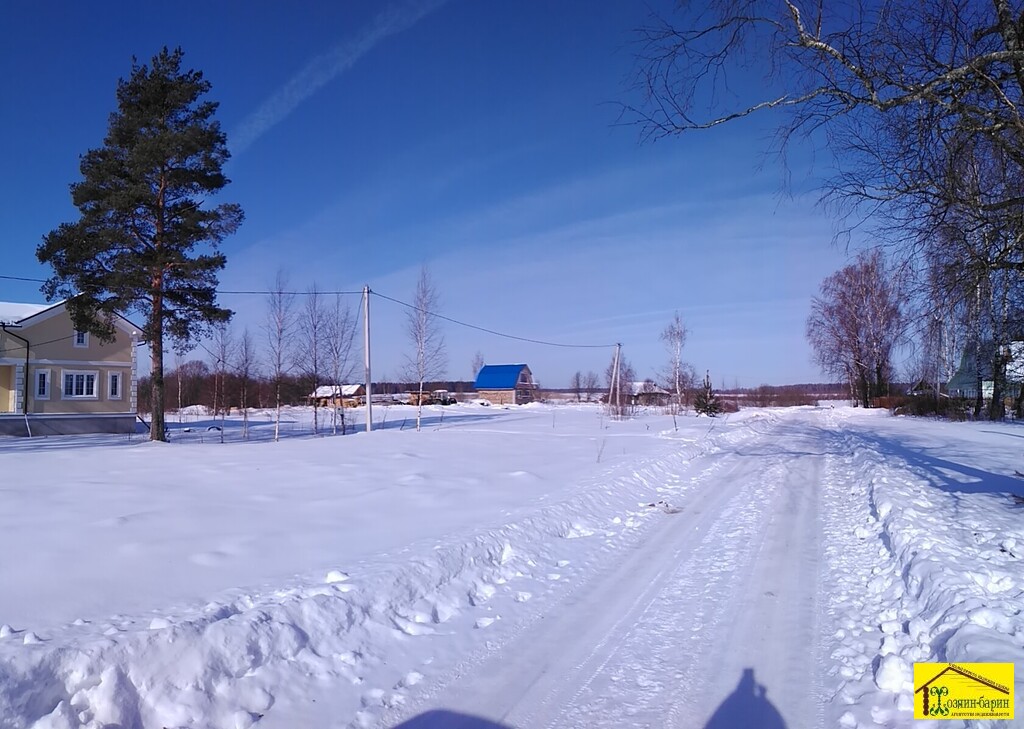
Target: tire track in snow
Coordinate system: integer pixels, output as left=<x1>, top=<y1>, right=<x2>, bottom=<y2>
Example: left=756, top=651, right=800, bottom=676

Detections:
left=492, top=451, right=783, bottom=729
left=555, top=458, right=788, bottom=729
left=380, top=412, right=826, bottom=728
left=664, top=429, right=825, bottom=728
left=371, top=447, right=742, bottom=728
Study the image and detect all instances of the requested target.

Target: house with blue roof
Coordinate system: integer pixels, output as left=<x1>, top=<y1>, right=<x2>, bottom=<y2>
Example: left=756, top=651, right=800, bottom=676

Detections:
left=473, top=363, right=536, bottom=405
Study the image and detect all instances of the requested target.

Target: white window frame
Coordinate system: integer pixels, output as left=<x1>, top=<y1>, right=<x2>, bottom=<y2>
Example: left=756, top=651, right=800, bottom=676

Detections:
left=73, top=330, right=89, bottom=348
left=107, top=371, right=122, bottom=400
left=33, top=369, right=50, bottom=401
left=61, top=369, right=99, bottom=400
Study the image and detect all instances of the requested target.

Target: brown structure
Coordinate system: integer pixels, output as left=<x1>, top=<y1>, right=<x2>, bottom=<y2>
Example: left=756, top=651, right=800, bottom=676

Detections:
left=310, top=384, right=365, bottom=408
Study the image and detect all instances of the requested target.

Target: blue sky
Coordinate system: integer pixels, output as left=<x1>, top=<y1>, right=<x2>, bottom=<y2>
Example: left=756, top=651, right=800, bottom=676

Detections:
left=0, top=0, right=857, bottom=387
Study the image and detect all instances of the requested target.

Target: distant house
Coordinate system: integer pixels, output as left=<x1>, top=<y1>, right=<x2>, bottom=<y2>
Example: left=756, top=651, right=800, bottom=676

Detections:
left=474, top=364, right=536, bottom=405
left=310, top=384, right=365, bottom=408
left=0, top=300, right=140, bottom=436
left=907, top=380, right=937, bottom=397
left=630, top=380, right=670, bottom=406
left=947, top=342, right=1024, bottom=400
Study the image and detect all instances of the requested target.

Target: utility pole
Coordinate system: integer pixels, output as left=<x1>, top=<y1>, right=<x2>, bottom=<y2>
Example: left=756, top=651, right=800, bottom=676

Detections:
left=614, top=343, right=622, bottom=415
left=607, top=343, right=621, bottom=416
left=363, top=285, right=372, bottom=433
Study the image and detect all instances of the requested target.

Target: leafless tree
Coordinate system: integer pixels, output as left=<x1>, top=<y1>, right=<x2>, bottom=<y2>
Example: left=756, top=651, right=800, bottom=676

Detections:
left=583, top=370, right=600, bottom=402
left=297, top=283, right=327, bottom=434
left=807, top=250, right=906, bottom=407
left=264, top=269, right=295, bottom=442
left=170, top=359, right=209, bottom=413
left=325, top=293, right=357, bottom=435
left=751, top=385, right=776, bottom=408
left=570, top=371, right=584, bottom=402
left=918, top=145, right=1024, bottom=418
left=471, top=351, right=485, bottom=380
left=660, top=311, right=689, bottom=414
left=404, top=266, right=447, bottom=431
left=174, top=349, right=185, bottom=420
left=210, top=322, right=234, bottom=440
left=235, top=327, right=257, bottom=440
left=626, top=2, right=1024, bottom=286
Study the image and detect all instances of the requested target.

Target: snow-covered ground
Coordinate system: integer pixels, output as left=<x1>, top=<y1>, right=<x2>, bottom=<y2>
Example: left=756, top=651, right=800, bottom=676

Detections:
left=0, top=403, right=1022, bottom=728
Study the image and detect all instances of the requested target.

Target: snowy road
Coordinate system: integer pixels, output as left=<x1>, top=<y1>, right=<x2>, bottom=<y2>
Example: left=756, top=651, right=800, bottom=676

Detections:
left=381, top=414, right=832, bottom=728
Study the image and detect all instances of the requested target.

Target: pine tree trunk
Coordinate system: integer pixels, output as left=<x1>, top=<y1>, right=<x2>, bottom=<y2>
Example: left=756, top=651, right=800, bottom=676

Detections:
left=149, top=291, right=166, bottom=442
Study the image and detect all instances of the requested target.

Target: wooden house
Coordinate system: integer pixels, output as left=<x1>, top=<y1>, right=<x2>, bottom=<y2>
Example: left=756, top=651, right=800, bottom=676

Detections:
left=474, top=364, right=536, bottom=405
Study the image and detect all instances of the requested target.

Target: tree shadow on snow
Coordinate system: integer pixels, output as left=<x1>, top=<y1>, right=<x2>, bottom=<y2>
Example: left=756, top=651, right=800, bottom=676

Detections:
left=390, top=709, right=512, bottom=728
left=703, top=668, right=787, bottom=729
left=856, top=432, right=1024, bottom=500
left=159, top=411, right=506, bottom=442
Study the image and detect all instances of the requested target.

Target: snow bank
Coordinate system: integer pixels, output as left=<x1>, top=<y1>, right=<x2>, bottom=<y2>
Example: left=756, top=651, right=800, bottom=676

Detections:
left=822, top=408, right=1024, bottom=727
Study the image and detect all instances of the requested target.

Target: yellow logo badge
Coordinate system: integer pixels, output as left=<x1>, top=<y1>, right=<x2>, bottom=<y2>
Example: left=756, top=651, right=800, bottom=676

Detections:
left=913, top=663, right=1014, bottom=720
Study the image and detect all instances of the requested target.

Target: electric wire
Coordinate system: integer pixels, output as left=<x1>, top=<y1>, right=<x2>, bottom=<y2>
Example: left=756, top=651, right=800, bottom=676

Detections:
left=2, top=275, right=619, bottom=350
left=369, top=290, right=617, bottom=349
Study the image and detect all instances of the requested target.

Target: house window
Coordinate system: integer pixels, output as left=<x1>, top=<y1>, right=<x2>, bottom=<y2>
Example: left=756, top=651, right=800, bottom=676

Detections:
left=108, top=372, right=122, bottom=400
left=34, top=369, right=50, bottom=400
left=73, top=330, right=88, bottom=348
left=62, top=370, right=98, bottom=399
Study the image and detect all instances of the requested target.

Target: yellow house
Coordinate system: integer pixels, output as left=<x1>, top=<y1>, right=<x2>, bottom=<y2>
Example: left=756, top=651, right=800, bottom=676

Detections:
left=0, top=300, right=140, bottom=436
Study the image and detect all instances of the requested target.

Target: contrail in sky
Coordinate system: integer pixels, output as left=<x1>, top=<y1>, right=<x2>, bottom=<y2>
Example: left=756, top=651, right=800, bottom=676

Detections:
left=231, top=0, right=447, bottom=154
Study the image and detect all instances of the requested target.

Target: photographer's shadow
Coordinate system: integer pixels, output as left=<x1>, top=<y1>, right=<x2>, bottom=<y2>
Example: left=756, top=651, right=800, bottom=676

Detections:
left=704, top=668, right=787, bottom=729
left=391, top=709, right=511, bottom=728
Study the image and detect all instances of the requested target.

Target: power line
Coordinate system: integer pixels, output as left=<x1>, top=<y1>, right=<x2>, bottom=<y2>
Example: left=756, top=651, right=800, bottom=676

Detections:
left=0, top=332, right=78, bottom=356
left=0, top=275, right=362, bottom=297
left=370, top=290, right=617, bottom=349
left=3, top=277, right=618, bottom=349
left=218, top=289, right=363, bottom=296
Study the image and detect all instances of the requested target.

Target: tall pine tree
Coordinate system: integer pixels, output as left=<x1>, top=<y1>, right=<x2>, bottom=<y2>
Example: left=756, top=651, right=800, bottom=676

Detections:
left=37, top=48, right=243, bottom=441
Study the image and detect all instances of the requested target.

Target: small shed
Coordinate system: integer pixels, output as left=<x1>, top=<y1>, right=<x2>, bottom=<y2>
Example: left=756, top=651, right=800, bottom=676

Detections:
left=474, top=364, right=536, bottom=405
left=310, top=384, right=365, bottom=408
left=630, top=380, right=670, bottom=406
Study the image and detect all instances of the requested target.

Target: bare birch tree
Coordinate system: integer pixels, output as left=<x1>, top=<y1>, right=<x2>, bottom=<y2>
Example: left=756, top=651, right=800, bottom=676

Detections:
left=404, top=266, right=447, bottom=431
left=660, top=311, right=689, bottom=414
left=807, top=251, right=906, bottom=407
left=325, top=293, right=357, bottom=435
left=174, top=349, right=185, bottom=421
left=297, top=283, right=327, bottom=435
left=211, top=321, right=234, bottom=421
left=235, top=327, right=257, bottom=440
left=471, top=351, right=485, bottom=380
left=583, top=371, right=600, bottom=402
left=264, top=270, right=295, bottom=442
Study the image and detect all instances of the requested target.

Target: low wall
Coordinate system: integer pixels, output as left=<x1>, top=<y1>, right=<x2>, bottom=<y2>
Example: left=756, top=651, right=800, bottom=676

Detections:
left=0, top=413, right=137, bottom=437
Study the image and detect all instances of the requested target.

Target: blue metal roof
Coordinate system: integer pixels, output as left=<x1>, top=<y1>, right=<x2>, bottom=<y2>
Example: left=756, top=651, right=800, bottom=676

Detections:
left=474, top=364, right=528, bottom=390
